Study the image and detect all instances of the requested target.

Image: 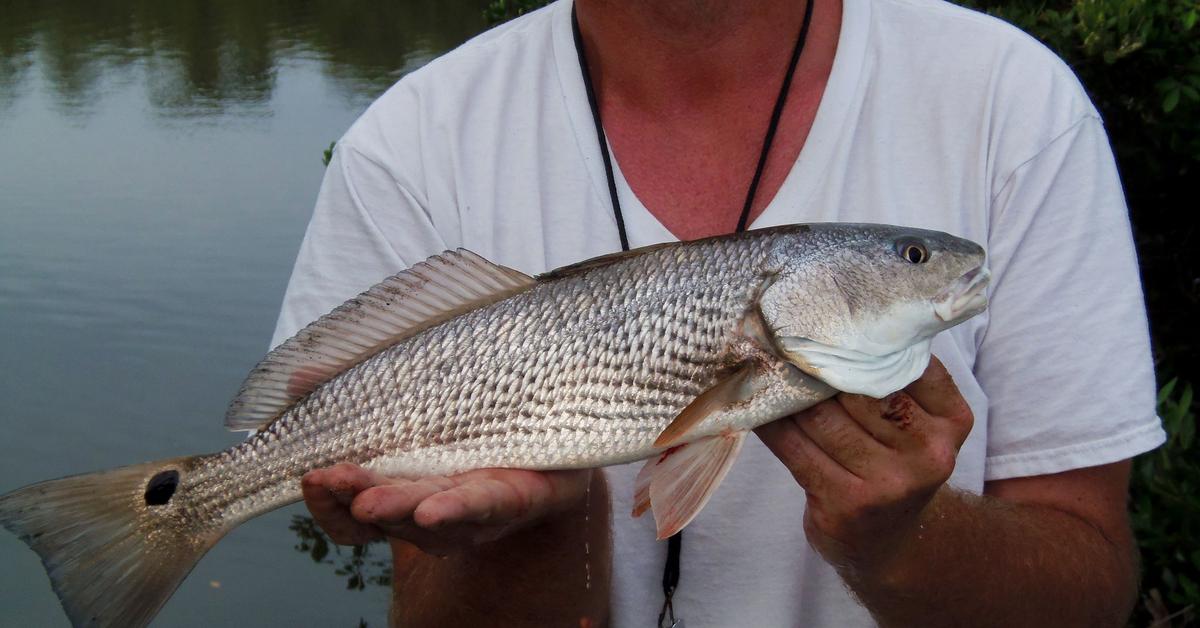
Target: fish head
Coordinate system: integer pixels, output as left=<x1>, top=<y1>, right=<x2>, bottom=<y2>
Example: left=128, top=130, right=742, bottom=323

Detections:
left=758, top=224, right=989, bottom=397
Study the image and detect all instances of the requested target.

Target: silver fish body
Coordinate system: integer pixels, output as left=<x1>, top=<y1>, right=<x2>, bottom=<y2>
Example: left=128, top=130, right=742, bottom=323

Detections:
left=0, top=223, right=989, bottom=627
left=204, top=227, right=816, bottom=523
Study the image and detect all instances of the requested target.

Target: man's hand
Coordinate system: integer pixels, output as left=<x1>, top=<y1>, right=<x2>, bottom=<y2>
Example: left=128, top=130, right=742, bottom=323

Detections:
left=301, top=464, right=593, bottom=555
left=755, top=356, right=973, bottom=572
left=758, top=356, right=1137, bottom=626
left=302, top=466, right=613, bottom=626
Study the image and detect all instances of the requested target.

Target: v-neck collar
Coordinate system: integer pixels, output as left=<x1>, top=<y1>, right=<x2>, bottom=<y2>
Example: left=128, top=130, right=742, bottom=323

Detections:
left=553, top=0, right=872, bottom=247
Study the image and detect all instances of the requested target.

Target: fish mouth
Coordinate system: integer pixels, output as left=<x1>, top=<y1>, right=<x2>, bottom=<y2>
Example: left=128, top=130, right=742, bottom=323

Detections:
left=934, top=265, right=991, bottom=323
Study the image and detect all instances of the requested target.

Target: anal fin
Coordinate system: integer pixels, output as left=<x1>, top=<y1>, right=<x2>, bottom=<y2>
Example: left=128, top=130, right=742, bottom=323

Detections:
left=632, top=431, right=747, bottom=540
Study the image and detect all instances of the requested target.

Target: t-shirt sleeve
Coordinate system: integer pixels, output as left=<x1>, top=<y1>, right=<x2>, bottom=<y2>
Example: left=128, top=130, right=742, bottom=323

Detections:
left=977, top=115, right=1165, bottom=481
left=269, top=142, right=449, bottom=347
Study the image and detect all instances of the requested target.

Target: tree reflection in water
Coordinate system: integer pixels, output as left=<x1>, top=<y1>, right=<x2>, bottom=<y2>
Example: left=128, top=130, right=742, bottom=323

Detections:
left=290, top=514, right=393, bottom=591
left=0, top=0, right=485, bottom=116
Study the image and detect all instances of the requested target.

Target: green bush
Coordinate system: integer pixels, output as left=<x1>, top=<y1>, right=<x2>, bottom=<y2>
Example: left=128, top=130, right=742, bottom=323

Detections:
left=483, top=0, right=546, bottom=24
left=1132, top=379, right=1198, bottom=626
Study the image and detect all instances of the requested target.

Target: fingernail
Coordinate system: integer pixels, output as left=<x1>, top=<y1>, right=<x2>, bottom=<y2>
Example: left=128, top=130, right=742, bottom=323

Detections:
left=414, top=504, right=451, bottom=531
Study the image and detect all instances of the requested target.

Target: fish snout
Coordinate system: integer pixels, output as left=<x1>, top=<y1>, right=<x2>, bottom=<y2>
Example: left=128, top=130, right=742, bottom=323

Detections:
left=934, top=265, right=990, bottom=323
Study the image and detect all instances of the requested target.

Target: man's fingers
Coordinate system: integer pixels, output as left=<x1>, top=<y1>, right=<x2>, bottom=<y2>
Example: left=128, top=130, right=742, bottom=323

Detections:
left=349, top=477, right=470, bottom=555
left=794, top=400, right=889, bottom=477
left=350, top=476, right=457, bottom=526
left=756, top=415, right=858, bottom=499
left=306, top=466, right=591, bottom=551
left=902, top=357, right=974, bottom=449
left=413, top=477, right=522, bottom=528
left=412, top=469, right=589, bottom=529
left=303, top=463, right=378, bottom=507
left=837, top=357, right=973, bottom=448
left=301, top=464, right=384, bottom=545
left=838, top=392, right=930, bottom=446
left=903, top=357, right=972, bottom=422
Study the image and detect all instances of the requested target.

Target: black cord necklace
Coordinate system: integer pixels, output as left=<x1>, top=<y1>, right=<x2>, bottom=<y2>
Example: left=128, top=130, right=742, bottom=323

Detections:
left=571, top=2, right=814, bottom=625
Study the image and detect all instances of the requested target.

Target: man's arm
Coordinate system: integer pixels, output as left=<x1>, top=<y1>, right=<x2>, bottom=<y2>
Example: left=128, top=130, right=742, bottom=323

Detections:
left=301, top=465, right=611, bottom=627
left=756, top=357, right=1138, bottom=627
left=847, top=468, right=1135, bottom=627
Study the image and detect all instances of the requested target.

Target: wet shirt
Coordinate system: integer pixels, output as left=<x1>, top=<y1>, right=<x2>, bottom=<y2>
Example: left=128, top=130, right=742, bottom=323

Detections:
left=272, top=0, right=1165, bottom=625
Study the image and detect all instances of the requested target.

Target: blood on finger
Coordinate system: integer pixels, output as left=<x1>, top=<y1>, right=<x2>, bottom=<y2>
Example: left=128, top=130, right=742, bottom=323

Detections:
left=882, top=393, right=917, bottom=429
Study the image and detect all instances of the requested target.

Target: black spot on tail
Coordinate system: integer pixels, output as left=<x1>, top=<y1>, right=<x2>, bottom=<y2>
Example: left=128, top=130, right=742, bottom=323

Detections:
left=144, top=470, right=180, bottom=506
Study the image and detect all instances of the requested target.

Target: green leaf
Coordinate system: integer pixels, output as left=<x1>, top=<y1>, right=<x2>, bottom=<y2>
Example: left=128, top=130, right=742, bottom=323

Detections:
left=1160, top=379, right=1178, bottom=406
left=1184, top=9, right=1198, bottom=31
left=1138, top=458, right=1157, bottom=482
left=1179, top=408, right=1196, bottom=451
left=322, top=140, right=336, bottom=167
left=1180, top=573, right=1199, bottom=599
left=1164, top=87, right=1182, bottom=112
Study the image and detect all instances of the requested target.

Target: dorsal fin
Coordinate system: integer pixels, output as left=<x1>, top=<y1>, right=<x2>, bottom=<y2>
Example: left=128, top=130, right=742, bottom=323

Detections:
left=538, top=226, right=813, bottom=281
left=537, top=241, right=676, bottom=281
left=225, top=249, right=535, bottom=431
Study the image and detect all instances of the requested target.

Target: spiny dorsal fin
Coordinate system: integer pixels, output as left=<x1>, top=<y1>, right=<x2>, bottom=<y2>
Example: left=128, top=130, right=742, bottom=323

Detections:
left=225, top=249, right=535, bottom=431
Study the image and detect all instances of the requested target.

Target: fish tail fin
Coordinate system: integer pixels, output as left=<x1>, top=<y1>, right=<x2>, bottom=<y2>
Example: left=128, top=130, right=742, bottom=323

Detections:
left=0, top=455, right=227, bottom=628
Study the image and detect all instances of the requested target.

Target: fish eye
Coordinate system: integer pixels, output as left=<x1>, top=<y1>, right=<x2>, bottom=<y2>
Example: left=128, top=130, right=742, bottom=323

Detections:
left=896, top=238, right=929, bottom=264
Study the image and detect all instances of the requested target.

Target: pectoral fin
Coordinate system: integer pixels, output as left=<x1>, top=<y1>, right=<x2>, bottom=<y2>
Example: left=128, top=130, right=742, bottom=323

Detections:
left=632, top=431, right=747, bottom=539
left=654, top=363, right=757, bottom=448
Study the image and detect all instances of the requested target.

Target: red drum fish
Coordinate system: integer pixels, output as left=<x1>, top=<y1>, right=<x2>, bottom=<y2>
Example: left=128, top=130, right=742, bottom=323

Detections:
left=0, top=223, right=989, bottom=627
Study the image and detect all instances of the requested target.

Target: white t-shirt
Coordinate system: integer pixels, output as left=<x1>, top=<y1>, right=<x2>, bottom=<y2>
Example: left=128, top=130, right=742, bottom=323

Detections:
left=272, top=0, right=1165, bottom=625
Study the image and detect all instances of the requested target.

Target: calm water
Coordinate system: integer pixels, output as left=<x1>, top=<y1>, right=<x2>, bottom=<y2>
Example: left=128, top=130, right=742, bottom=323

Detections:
left=0, top=1, right=487, bottom=625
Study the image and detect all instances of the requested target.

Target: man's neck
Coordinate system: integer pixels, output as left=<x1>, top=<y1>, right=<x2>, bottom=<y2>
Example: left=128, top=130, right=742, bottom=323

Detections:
left=570, top=0, right=842, bottom=240
left=573, top=0, right=831, bottom=113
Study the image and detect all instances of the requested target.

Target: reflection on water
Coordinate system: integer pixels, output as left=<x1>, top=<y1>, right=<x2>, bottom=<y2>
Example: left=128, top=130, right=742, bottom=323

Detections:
left=291, top=516, right=393, bottom=591
left=0, top=1, right=490, bottom=626
left=0, top=0, right=484, bottom=116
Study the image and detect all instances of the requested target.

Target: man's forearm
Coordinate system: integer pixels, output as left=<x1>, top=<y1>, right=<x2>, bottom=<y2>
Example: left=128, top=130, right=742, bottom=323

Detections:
left=388, top=471, right=612, bottom=627
left=841, top=486, right=1137, bottom=627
